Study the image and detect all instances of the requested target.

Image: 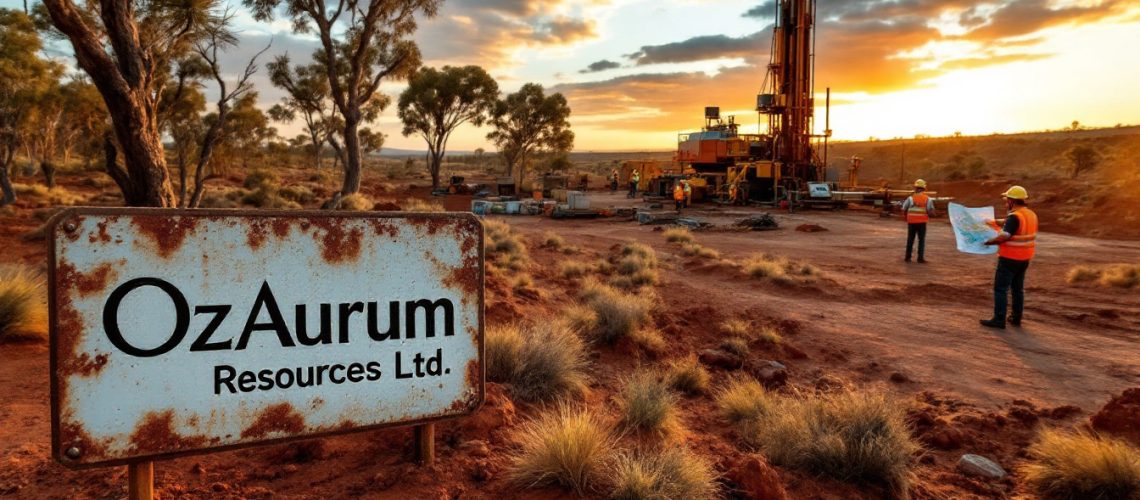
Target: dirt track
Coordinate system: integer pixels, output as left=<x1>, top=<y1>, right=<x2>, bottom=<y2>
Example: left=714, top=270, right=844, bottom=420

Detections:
left=1, top=188, right=1138, bottom=498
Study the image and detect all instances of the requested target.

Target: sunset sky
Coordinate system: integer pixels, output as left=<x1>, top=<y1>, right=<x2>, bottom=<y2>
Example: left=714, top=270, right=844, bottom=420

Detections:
left=14, top=0, right=1140, bottom=152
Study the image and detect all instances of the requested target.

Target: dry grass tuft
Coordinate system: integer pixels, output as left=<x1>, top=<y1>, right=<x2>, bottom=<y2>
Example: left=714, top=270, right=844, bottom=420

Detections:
left=665, top=357, right=711, bottom=395
left=1023, top=429, right=1140, bottom=500
left=333, top=193, right=373, bottom=211
left=574, top=282, right=655, bottom=346
left=507, top=322, right=590, bottom=403
left=484, top=219, right=529, bottom=273
left=542, top=231, right=567, bottom=250
left=719, top=336, right=750, bottom=357
left=721, top=319, right=750, bottom=337
left=401, top=198, right=445, bottom=212
left=662, top=227, right=695, bottom=244
left=0, top=266, right=48, bottom=342
left=743, top=253, right=820, bottom=283
left=1065, top=264, right=1140, bottom=289
left=607, top=448, right=719, bottom=500
left=755, top=325, right=782, bottom=344
left=615, top=243, right=658, bottom=282
left=243, top=169, right=279, bottom=190
left=13, top=183, right=86, bottom=206
left=680, top=243, right=720, bottom=259
left=747, top=391, right=919, bottom=495
left=616, top=371, right=682, bottom=438
left=486, top=324, right=525, bottom=383
left=716, top=378, right=774, bottom=427
left=509, top=404, right=613, bottom=495
left=559, top=261, right=591, bottom=279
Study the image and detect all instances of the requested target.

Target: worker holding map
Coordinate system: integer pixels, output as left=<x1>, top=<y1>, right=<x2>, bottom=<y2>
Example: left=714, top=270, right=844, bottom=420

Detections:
left=901, top=179, right=937, bottom=263
left=980, top=186, right=1038, bottom=329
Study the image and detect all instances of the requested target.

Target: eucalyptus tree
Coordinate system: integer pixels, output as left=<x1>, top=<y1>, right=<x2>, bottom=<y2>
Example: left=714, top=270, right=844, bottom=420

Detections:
left=486, top=83, right=574, bottom=189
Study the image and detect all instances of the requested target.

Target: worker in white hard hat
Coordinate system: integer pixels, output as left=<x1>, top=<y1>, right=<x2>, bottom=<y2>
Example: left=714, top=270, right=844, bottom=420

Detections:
left=980, top=185, right=1038, bottom=329
left=901, top=179, right=937, bottom=263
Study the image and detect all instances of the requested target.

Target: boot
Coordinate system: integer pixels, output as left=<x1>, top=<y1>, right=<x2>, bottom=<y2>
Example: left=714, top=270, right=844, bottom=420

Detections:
left=980, top=319, right=1005, bottom=329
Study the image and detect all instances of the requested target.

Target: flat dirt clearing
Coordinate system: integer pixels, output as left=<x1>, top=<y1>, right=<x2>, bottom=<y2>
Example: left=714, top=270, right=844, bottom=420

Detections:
left=1, top=191, right=1137, bottom=498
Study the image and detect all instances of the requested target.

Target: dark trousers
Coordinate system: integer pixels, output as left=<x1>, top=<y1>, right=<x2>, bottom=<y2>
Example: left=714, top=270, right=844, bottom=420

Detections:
left=675, top=200, right=683, bottom=210
left=993, top=257, right=1030, bottom=322
left=628, top=182, right=638, bottom=198
left=611, top=180, right=618, bottom=192
left=906, top=223, right=927, bottom=260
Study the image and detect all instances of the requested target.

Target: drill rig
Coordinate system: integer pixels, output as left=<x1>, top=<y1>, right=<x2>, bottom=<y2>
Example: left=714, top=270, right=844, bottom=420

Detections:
left=677, top=0, right=831, bottom=205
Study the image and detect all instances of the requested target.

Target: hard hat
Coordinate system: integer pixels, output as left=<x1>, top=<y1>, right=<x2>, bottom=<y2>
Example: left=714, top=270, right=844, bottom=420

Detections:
left=914, top=179, right=927, bottom=189
left=1002, top=186, right=1029, bottom=200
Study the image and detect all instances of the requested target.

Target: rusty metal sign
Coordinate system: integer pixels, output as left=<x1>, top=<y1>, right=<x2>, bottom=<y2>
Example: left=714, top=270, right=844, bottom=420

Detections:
left=48, top=208, right=484, bottom=468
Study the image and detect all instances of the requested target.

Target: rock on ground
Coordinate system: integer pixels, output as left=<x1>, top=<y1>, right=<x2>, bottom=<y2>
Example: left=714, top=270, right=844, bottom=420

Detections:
left=957, top=454, right=1006, bottom=480
left=728, top=454, right=788, bottom=500
left=1090, top=387, right=1140, bottom=445
left=746, top=360, right=788, bottom=388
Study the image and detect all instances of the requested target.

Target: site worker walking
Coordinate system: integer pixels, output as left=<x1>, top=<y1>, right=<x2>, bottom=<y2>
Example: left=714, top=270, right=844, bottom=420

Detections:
left=979, top=186, right=1038, bottom=329
left=628, top=170, right=641, bottom=198
left=673, top=181, right=685, bottom=211
left=611, top=169, right=619, bottom=192
left=683, top=178, right=693, bottom=207
left=901, top=179, right=937, bottom=263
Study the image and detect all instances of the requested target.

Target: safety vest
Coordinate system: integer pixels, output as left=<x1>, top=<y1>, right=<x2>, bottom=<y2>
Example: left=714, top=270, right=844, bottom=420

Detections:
left=683, top=182, right=692, bottom=194
left=906, top=193, right=930, bottom=224
left=999, top=208, right=1038, bottom=261
left=673, top=184, right=685, bottom=201
left=632, top=172, right=640, bottom=183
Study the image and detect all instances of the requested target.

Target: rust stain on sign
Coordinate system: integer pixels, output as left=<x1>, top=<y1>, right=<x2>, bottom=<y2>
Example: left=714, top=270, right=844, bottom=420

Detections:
left=49, top=209, right=484, bottom=468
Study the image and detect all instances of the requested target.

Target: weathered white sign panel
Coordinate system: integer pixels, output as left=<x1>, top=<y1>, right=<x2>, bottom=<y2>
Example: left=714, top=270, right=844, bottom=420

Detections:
left=48, top=208, right=484, bottom=468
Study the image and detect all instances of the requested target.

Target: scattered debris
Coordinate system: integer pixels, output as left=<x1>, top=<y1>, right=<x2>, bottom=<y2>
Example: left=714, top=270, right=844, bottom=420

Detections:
left=735, top=213, right=779, bottom=231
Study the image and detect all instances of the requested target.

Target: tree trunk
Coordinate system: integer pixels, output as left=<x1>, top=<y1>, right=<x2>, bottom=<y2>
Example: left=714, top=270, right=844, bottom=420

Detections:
left=177, top=145, right=188, bottom=207
left=41, top=160, right=56, bottom=188
left=339, top=114, right=363, bottom=197
left=430, top=150, right=443, bottom=189
left=0, top=155, right=16, bottom=207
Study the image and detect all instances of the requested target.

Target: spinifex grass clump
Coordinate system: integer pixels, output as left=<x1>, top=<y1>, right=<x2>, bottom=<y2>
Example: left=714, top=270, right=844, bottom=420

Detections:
left=0, top=265, right=47, bottom=342
left=665, top=357, right=710, bottom=395
left=607, top=448, right=719, bottom=500
left=488, top=322, right=590, bottom=403
left=569, top=281, right=657, bottom=348
left=484, top=219, right=529, bottom=273
left=509, top=404, right=613, bottom=495
left=743, top=253, right=820, bottom=283
left=1023, top=429, right=1140, bottom=499
left=615, top=371, right=682, bottom=438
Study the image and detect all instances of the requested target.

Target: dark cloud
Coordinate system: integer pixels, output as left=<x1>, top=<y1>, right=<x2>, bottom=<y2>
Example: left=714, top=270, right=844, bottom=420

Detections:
left=742, top=2, right=774, bottom=18
left=534, top=16, right=596, bottom=44
left=962, top=0, right=1129, bottom=40
left=628, top=29, right=772, bottom=65
left=580, top=59, right=621, bottom=74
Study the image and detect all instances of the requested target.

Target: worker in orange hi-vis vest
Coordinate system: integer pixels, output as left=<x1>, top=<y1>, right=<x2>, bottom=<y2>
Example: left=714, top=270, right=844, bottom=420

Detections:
left=980, top=185, right=1039, bottom=330
left=673, top=181, right=685, bottom=212
left=901, top=179, right=937, bottom=263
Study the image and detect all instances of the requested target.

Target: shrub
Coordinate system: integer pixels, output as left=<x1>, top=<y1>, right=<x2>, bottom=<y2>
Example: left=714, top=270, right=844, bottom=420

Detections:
left=576, top=283, right=654, bottom=346
left=512, top=273, right=535, bottom=292
left=681, top=243, right=719, bottom=259
left=749, top=391, right=919, bottom=495
left=721, top=319, right=749, bottom=337
left=743, top=253, right=820, bottom=282
left=619, top=243, right=658, bottom=272
left=243, top=169, right=279, bottom=190
left=334, top=193, right=372, bottom=211
left=716, top=378, right=773, bottom=427
left=1066, top=265, right=1100, bottom=284
left=616, top=371, right=681, bottom=438
left=509, top=322, right=590, bottom=402
left=0, top=266, right=48, bottom=341
left=542, top=232, right=566, bottom=250
left=755, top=325, right=782, bottom=344
left=607, top=448, right=718, bottom=500
left=484, top=219, right=529, bottom=272
left=665, top=357, right=711, bottom=395
left=401, top=198, right=445, bottom=212
left=1023, top=429, right=1140, bottom=500
left=662, top=227, right=694, bottom=244
left=719, top=337, right=750, bottom=357
left=13, top=184, right=85, bottom=206
left=277, top=185, right=315, bottom=204
left=1100, top=264, right=1140, bottom=289
left=559, top=261, right=591, bottom=279
left=509, top=404, right=612, bottom=495
left=486, top=324, right=524, bottom=382
left=243, top=186, right=302, bottom=209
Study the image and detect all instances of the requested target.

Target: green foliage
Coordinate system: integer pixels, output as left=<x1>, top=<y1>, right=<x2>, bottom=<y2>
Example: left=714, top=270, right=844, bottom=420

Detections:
left=486, top=83, right=574, bottom=186
left=398, top=65, right=499, bottom=187
left=1066, top=144, right=1103, bottom=179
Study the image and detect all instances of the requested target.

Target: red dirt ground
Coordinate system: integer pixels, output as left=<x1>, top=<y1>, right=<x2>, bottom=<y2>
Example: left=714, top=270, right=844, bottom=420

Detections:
left=1, top=174, right=1138, bottom=499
